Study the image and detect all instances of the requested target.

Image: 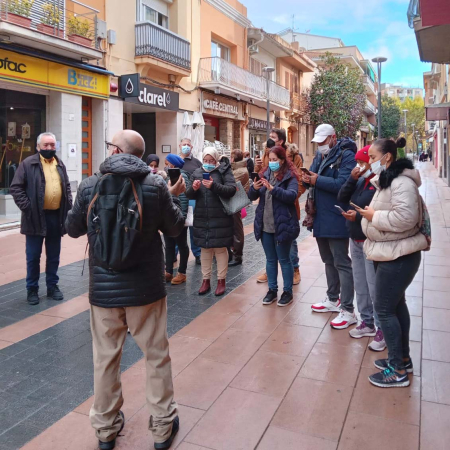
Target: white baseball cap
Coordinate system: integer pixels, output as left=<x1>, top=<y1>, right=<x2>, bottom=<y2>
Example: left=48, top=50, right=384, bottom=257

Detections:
left=311, top=124, right=336, bottom=143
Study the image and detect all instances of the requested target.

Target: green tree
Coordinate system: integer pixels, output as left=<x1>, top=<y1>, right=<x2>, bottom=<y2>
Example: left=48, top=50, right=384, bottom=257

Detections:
left=402, top=96, right=425, bottom=153
left=306, top=53, right=366, bottom=140
left=375, top=95, right=402, bottom=140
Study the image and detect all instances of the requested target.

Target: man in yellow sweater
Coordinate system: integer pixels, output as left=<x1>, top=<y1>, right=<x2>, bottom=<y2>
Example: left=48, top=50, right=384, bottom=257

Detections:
left=10, top=132, right=72, bottom=305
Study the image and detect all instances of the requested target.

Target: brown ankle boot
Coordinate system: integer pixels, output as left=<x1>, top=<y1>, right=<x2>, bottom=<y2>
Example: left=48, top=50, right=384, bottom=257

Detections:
left=198, top=279, right=211, bottom=295
left=215, top=279, right=226, bottom=296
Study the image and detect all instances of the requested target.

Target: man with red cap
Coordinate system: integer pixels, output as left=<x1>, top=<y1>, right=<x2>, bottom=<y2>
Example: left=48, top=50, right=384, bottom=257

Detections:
left=337, top=145, right=386, bottom=351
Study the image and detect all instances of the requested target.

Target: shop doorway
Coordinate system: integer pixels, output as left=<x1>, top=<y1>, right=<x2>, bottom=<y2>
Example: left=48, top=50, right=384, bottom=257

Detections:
left=0, top=89, right=45, bottom=193
left=204, top=116, right=219, bottom=142
left=82, top=97, right=92, bottom=180
left=132, top=113, right=156, bottom=162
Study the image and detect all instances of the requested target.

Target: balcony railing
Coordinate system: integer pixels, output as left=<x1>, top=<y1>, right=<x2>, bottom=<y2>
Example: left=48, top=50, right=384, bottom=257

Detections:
left=365, top=99, right=377, bottom=115
left=363, top=75, right=376, bottom=93
left=198, top=57, right=290, bottom=108
left=0, top=0, right=100, bottom=50
left=135, top=21, right=191, bottom=70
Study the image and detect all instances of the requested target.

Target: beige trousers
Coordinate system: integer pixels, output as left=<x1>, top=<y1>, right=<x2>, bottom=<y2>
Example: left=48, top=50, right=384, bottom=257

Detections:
left=89, top=298, right=178, bottom=444
left=201, top=247, right=228, bottom=280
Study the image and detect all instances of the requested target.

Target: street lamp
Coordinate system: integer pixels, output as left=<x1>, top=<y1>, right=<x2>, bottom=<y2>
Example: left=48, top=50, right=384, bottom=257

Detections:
left=262, top=66, right=275, bottom=141
left=372, top=56, right=387, bottom=139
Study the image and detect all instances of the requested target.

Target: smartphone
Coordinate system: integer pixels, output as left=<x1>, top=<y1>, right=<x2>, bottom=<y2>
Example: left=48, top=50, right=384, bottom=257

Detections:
left=251, top=172, right=260, bottom=182
left=334, top=205, right=345, bottom=214
left=202, top=172, right=211, bottom=180
left=168, top=168, right=181, bottom=186
left=300, top=167, right=311, bottom=175
left=349, top=201, right=363, bottom=211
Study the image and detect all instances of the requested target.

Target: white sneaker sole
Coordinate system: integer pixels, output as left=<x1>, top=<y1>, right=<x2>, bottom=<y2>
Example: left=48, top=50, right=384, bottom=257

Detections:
left=349, top=330, right=377, bottom=339
left=277, top=299, right=293, bottom=307
left=311, top=305, right=340, bottom=313
left=330, top=319, right=357, bottom=330
left=368, top=377, right=410, bottom=388
left=262, top=299, right=277, bottom=306
left=368, top=343, right=387, bottom=352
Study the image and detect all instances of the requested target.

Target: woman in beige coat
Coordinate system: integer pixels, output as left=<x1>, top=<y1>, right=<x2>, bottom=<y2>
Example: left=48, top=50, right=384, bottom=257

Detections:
left=360, top=137, right=428, bottom=388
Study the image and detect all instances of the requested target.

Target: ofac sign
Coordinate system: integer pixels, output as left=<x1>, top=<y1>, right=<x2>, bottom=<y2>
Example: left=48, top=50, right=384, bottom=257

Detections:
left=119, top=73, right=140, bottom=98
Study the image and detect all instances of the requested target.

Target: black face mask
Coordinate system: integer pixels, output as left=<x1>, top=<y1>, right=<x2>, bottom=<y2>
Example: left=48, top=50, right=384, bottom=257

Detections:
left=40, top=150, right=56, bottom=160
left=266, top=138, right=276, bottom=148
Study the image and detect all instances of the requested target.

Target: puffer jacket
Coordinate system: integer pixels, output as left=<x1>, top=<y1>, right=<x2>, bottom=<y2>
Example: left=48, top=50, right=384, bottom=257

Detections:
left=231, top=159, right=250, bottom=193
left=65, top=154, right=185, bottom=308
left=362, top=158, right=428, bottom=262
left=248, top=168, right=300, bottom=243
left=166, top=169, right=190, bottom=219
left=186, top=162, right=237, bottom=248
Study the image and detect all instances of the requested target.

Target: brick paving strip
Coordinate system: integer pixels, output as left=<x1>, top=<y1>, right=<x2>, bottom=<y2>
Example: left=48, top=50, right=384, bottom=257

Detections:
left=2, top=166, right=450, bottom=449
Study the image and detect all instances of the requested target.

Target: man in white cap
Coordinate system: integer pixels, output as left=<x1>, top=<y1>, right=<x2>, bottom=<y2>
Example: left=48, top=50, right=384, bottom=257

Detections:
left=302, top=124, right=357, bottom=330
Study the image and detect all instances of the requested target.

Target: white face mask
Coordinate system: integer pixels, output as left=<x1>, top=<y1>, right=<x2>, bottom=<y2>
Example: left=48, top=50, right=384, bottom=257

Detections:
left=371, top=155, right=387, bottom=176
left=361, top=169, right=372, bottom=179
left=317, top=144, right=330, bottom=154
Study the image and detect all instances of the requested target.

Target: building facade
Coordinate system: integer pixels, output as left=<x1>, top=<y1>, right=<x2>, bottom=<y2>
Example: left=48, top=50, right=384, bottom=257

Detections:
left=381, top=83, right=424, bottom=101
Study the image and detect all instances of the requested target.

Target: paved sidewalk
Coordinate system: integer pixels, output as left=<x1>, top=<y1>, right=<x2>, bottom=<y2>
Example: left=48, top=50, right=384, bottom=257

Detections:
left=0, top=162, right=449, bottom=449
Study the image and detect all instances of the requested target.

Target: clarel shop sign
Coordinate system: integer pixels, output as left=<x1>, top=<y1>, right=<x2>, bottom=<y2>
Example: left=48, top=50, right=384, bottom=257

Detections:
left=124, top=83, right=180, bottom=111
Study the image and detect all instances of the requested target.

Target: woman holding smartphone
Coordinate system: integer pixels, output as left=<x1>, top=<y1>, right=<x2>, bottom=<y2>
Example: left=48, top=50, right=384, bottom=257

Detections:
left=186, top=147, right=236, bottom=296
left=248, top=146, right=300, bottom=307
left=337, top=146, right=385, bottom=350
left=359, top=138, right=428, bottom=388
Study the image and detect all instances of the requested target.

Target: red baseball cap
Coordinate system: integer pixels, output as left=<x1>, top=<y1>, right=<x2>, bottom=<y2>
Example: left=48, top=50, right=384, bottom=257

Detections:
left=355, top=145, right=371, bottom=164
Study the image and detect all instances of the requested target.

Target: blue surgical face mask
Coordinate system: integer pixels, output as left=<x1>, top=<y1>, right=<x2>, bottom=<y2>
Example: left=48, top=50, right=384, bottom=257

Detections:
left=203, top=163, right=216, bottom=172
left=269, top=161, right=280, bottom=172
left=181, top=145, right=191, bottom=155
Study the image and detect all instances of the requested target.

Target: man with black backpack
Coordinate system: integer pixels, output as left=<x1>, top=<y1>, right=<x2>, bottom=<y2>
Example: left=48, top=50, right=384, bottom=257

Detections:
left=66, top=130, right=185, bottom=450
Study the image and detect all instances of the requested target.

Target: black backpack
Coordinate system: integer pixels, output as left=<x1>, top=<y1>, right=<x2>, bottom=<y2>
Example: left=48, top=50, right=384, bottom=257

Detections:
left=87, top=173, right=144, bottom=272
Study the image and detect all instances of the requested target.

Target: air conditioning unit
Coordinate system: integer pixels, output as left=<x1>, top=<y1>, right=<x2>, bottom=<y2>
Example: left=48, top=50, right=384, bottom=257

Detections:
left=249, top=44, right=259, bottom=54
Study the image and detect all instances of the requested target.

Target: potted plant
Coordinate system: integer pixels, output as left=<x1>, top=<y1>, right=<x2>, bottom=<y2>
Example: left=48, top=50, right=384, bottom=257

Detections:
left=6, top=0, right=34, bottom=28
left=67, top=15, right=92, bottom=47
left=37, top=2, right=63, bottom=37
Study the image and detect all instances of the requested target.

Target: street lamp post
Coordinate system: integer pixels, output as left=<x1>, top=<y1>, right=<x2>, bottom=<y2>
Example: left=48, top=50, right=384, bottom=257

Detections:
left=411, top=123, right=415, bottom=154
left=372, top=56, right=387, bottom=139
left=262, top=66, right=275, bottom=141
left=402, top=109, right=408, bottom=135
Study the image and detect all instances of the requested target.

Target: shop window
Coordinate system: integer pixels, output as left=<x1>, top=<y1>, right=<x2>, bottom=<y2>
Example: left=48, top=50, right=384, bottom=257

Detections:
left=142, top=5, right=168, bottom=28
left=211, top=41, right=230, bottom=61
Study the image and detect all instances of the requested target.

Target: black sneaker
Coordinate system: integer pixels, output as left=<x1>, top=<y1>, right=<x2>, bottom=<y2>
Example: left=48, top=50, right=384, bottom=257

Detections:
left=47, top=285, right=64, bottom=301
left=262, top=290, right=277, bottom=305
left=374, top=358, right=413, bottom=374
left=99, top=411, right=124, bottom=450
left=277, top=291, right=293, bottom=307
left=228, top=257, right=243, bottom=267
left=368, top=366, right=410, bottom=388
left=195, top=256, right=201, bottom=265
left=27, top=289, right=39, bottom=305
left=154, top=416, right=179, bottom=450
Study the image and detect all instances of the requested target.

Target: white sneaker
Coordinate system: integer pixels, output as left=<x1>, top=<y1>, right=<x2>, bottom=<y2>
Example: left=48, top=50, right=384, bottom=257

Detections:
left=368, top=328, right=387, bottom=352
left=311, top=297, right=341, bottom=313
left=330, top=310, right=357, bottom=330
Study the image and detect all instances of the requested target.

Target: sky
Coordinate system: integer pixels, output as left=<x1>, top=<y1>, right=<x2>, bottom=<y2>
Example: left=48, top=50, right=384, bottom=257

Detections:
left=244, top=0, right=430, bottom=88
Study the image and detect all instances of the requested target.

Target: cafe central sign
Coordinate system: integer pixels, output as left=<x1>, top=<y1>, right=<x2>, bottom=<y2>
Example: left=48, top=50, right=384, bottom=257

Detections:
left=201, top=92, right=242, bottom=119
left=203, top=99, right=238, bottom=116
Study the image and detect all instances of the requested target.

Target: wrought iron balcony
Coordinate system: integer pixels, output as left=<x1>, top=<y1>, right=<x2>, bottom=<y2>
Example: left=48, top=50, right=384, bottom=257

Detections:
left=135, top=21, right=191, bottom=70
left=198, top=57, right=290, bottom=110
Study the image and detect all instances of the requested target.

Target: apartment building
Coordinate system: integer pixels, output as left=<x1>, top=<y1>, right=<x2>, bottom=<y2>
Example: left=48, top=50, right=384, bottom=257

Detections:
left=278, top=31, right=378, bottom=149
left=0, top=0, right=111, bottom=217
left=381, top=83, right=424, bottom=101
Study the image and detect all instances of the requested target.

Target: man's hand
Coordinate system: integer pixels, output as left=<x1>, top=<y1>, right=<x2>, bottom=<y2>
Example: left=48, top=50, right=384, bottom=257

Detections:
left=342, top=210, right=357, bottom=222
left=351, top=166, right=361, bottom=180
left=359, top=206, right=375, bottom=222
left=168, top=175, right=186, bottom=197
left=302, top=171, right=318, bottom=186
left=202, top=179, right=213, bottom=189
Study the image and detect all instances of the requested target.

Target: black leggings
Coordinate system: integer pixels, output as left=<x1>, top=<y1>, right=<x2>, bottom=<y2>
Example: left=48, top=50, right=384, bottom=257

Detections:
left=164, top=227, right=189, bottom=275
left=373, top=251, right=421, bottom=371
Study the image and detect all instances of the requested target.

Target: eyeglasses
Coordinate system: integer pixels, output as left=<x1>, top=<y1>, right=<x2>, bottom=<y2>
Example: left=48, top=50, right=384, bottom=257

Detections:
left=105, top=141, right=123, bottom=153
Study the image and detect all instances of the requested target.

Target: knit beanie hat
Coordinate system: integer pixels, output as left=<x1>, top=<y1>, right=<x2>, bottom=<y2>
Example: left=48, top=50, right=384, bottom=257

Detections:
left=355, top=145, right=371, bottom=164
left=165, top=153, right=185, bottom=168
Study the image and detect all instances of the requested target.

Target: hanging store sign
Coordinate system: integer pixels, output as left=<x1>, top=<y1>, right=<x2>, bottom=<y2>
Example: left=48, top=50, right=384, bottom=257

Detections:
left=124, top=83, right=180, bottom=111
left=0, top=49, right=109, bottom=99
left=118, top=73, right=140, bottom=98
left=248, top=117, right=274, bottom=131
left=201, top=92, right=242, bottom=120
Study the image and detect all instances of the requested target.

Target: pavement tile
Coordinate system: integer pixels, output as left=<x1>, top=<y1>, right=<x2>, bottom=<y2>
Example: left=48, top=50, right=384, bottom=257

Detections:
left=423, top=290, right=450, bottom=309
left=406, top=296, right=423, bottom=317
left=423, top=307, right=450, bottom=332
left=422, top=359, right=450, bottom=405
left=230, top=350, right=305, bottom=398
left=168, top=335, right=212, bottom=377
left=257, top=426, right=337, bottom=450
left=317, top=322, right=369, bottom=350
left=298, top=286, right=328, bottom=304
left=406, top=281, right=423, bottom=297
left=205, top=292, right=257, bottom=316
left=272, top=377, right=353, bottom=442
left=173, top=357, right=241, bottom=410
left=200, top=328, right=269, bottom=368
left=185, top=387, right=281, bottom=450
left=420, top=400, right=450, bottom=450
left=424, top=276, right=450, bottom=292
left=283, top=301, right=332, bottom=328
left=410, top=315, right=422, bottom=342
left=338, top=411, right=419, bottom=450
left=299, top=341, right=365, bottom=387
left=423, top=329, right=450, bottom=362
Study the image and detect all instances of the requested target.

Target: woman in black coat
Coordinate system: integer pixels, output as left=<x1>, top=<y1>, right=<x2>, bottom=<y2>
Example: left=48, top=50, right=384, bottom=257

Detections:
left=186, top=147, right=236, bottom=296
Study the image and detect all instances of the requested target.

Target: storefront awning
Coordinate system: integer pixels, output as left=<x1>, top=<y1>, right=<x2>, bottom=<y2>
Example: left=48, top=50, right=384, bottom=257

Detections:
left=426, top=102, right=450, bottom=121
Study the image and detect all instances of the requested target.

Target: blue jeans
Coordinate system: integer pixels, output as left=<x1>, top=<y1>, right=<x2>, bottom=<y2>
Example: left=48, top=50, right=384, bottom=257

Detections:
left=189, top=227, right=201, bottom=257
left=290, top=239, right=299, bottom=269
left=261, top=232, right=293, bottom=294
left=26, top=210, right=61, bottom=290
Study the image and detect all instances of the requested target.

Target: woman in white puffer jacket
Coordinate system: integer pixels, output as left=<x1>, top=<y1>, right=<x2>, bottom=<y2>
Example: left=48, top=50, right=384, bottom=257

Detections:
left=360, top=137, right=428, bottom=389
